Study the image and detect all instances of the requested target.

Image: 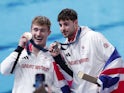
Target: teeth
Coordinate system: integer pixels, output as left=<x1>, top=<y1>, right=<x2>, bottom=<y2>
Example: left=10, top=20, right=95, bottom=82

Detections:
left=36, top=38, right=42, bottom=40
left=23, top=32, right=32, bottom=40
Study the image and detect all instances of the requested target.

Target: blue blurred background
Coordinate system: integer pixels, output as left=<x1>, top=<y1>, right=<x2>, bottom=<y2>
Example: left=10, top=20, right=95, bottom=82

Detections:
left=0, top=0, right=124, bottom=93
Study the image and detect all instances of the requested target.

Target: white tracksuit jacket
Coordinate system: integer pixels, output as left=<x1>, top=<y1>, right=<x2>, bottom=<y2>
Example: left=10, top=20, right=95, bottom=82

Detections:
left=60, top=26, right=118, bottom=93
left=0, top=49, right=66, bottom=93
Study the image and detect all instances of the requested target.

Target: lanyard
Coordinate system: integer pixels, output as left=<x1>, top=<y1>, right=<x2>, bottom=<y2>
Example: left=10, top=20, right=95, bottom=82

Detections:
left=26, top=39, right=48, bottom=55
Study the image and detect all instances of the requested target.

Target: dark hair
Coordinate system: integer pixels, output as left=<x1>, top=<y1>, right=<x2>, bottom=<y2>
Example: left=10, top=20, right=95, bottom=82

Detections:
left=32, top=16, right=51, bottom=30
left=57, top=8, right=78, bottom=21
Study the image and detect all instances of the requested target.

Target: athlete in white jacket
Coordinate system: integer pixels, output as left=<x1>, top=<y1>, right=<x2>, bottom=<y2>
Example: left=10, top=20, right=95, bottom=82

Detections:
left=0, top=16, right=70, bottom=93
left=49, top=8, right=124, bottom=93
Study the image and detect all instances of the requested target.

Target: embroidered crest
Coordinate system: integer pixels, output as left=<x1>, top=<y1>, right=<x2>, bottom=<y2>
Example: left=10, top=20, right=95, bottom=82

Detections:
left=103, top=43, right=109, bottom=48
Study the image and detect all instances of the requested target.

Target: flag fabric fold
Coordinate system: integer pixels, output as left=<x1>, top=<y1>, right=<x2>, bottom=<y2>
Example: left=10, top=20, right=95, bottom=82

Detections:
left=53, top=62, right=71, bottom=93
left=99, top=48, right=124, bottom=93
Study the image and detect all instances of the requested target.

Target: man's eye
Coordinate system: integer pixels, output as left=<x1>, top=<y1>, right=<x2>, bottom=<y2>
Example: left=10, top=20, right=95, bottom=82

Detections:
left=33, top=28, right=39, bottom=31
left=64, top=23, right=68, bottom=26
left=59, top=24, right=62, bottom=27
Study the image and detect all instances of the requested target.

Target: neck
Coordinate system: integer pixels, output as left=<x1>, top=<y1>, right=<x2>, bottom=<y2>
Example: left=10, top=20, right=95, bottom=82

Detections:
left=32, top=46, right=40, bottom=56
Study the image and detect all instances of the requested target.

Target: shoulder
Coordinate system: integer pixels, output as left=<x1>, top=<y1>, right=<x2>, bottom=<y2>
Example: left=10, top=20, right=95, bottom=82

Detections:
left=80, top=26, right=104, bottom=39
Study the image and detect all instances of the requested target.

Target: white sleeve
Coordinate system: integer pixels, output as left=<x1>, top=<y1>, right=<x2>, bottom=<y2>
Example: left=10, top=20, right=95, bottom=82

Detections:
left=0, top=52, right=19, bottom=75
left=93, top=32, right=115, bottom=62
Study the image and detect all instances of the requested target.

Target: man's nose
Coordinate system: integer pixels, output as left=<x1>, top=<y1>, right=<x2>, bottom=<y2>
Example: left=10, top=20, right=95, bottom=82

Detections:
left=60, top=26, right=65, bottom=31
left=36, top=31, right=41, bottom=36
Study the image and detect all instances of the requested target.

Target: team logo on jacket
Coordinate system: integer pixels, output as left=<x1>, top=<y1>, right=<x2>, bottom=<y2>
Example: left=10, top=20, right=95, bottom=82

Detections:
left=65, top=53, right=71, bottom=57
left=68, top=58, right=89, bottom=65
left=103, top=43, right=109, bottom=48
left=22, top=56, right=29, bottom=60
left=21, top=64, right=49, bottom=71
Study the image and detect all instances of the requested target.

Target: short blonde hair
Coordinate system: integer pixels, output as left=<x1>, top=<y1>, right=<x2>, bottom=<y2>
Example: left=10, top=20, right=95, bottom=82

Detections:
left=31, top=16, right=51, bottom=30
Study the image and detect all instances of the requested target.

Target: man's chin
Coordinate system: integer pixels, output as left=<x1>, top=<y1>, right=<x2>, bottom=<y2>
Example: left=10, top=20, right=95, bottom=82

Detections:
left=64, top=35, right=68, bottom=38
left=33, top=41, right=44, bottom=46
left=34, top=43, right=42, bottom=46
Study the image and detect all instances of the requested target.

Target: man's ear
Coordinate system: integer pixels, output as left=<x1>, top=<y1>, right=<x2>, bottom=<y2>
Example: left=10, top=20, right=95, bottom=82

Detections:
left=48, top=30, right=51, bottom=36
left=74, top=20, right=78, bottom=29
left=74, top=19, right=78, bottom=25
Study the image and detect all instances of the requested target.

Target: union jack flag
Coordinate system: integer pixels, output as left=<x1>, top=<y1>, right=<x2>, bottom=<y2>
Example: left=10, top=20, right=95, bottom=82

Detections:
left=99, top=48, right=124, bottom=93
left=53, top=62, right=71, bottom=93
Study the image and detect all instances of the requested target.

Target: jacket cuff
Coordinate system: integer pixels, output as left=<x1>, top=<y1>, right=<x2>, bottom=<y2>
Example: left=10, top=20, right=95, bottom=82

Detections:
left=14, top=46, right=24, bottom=53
